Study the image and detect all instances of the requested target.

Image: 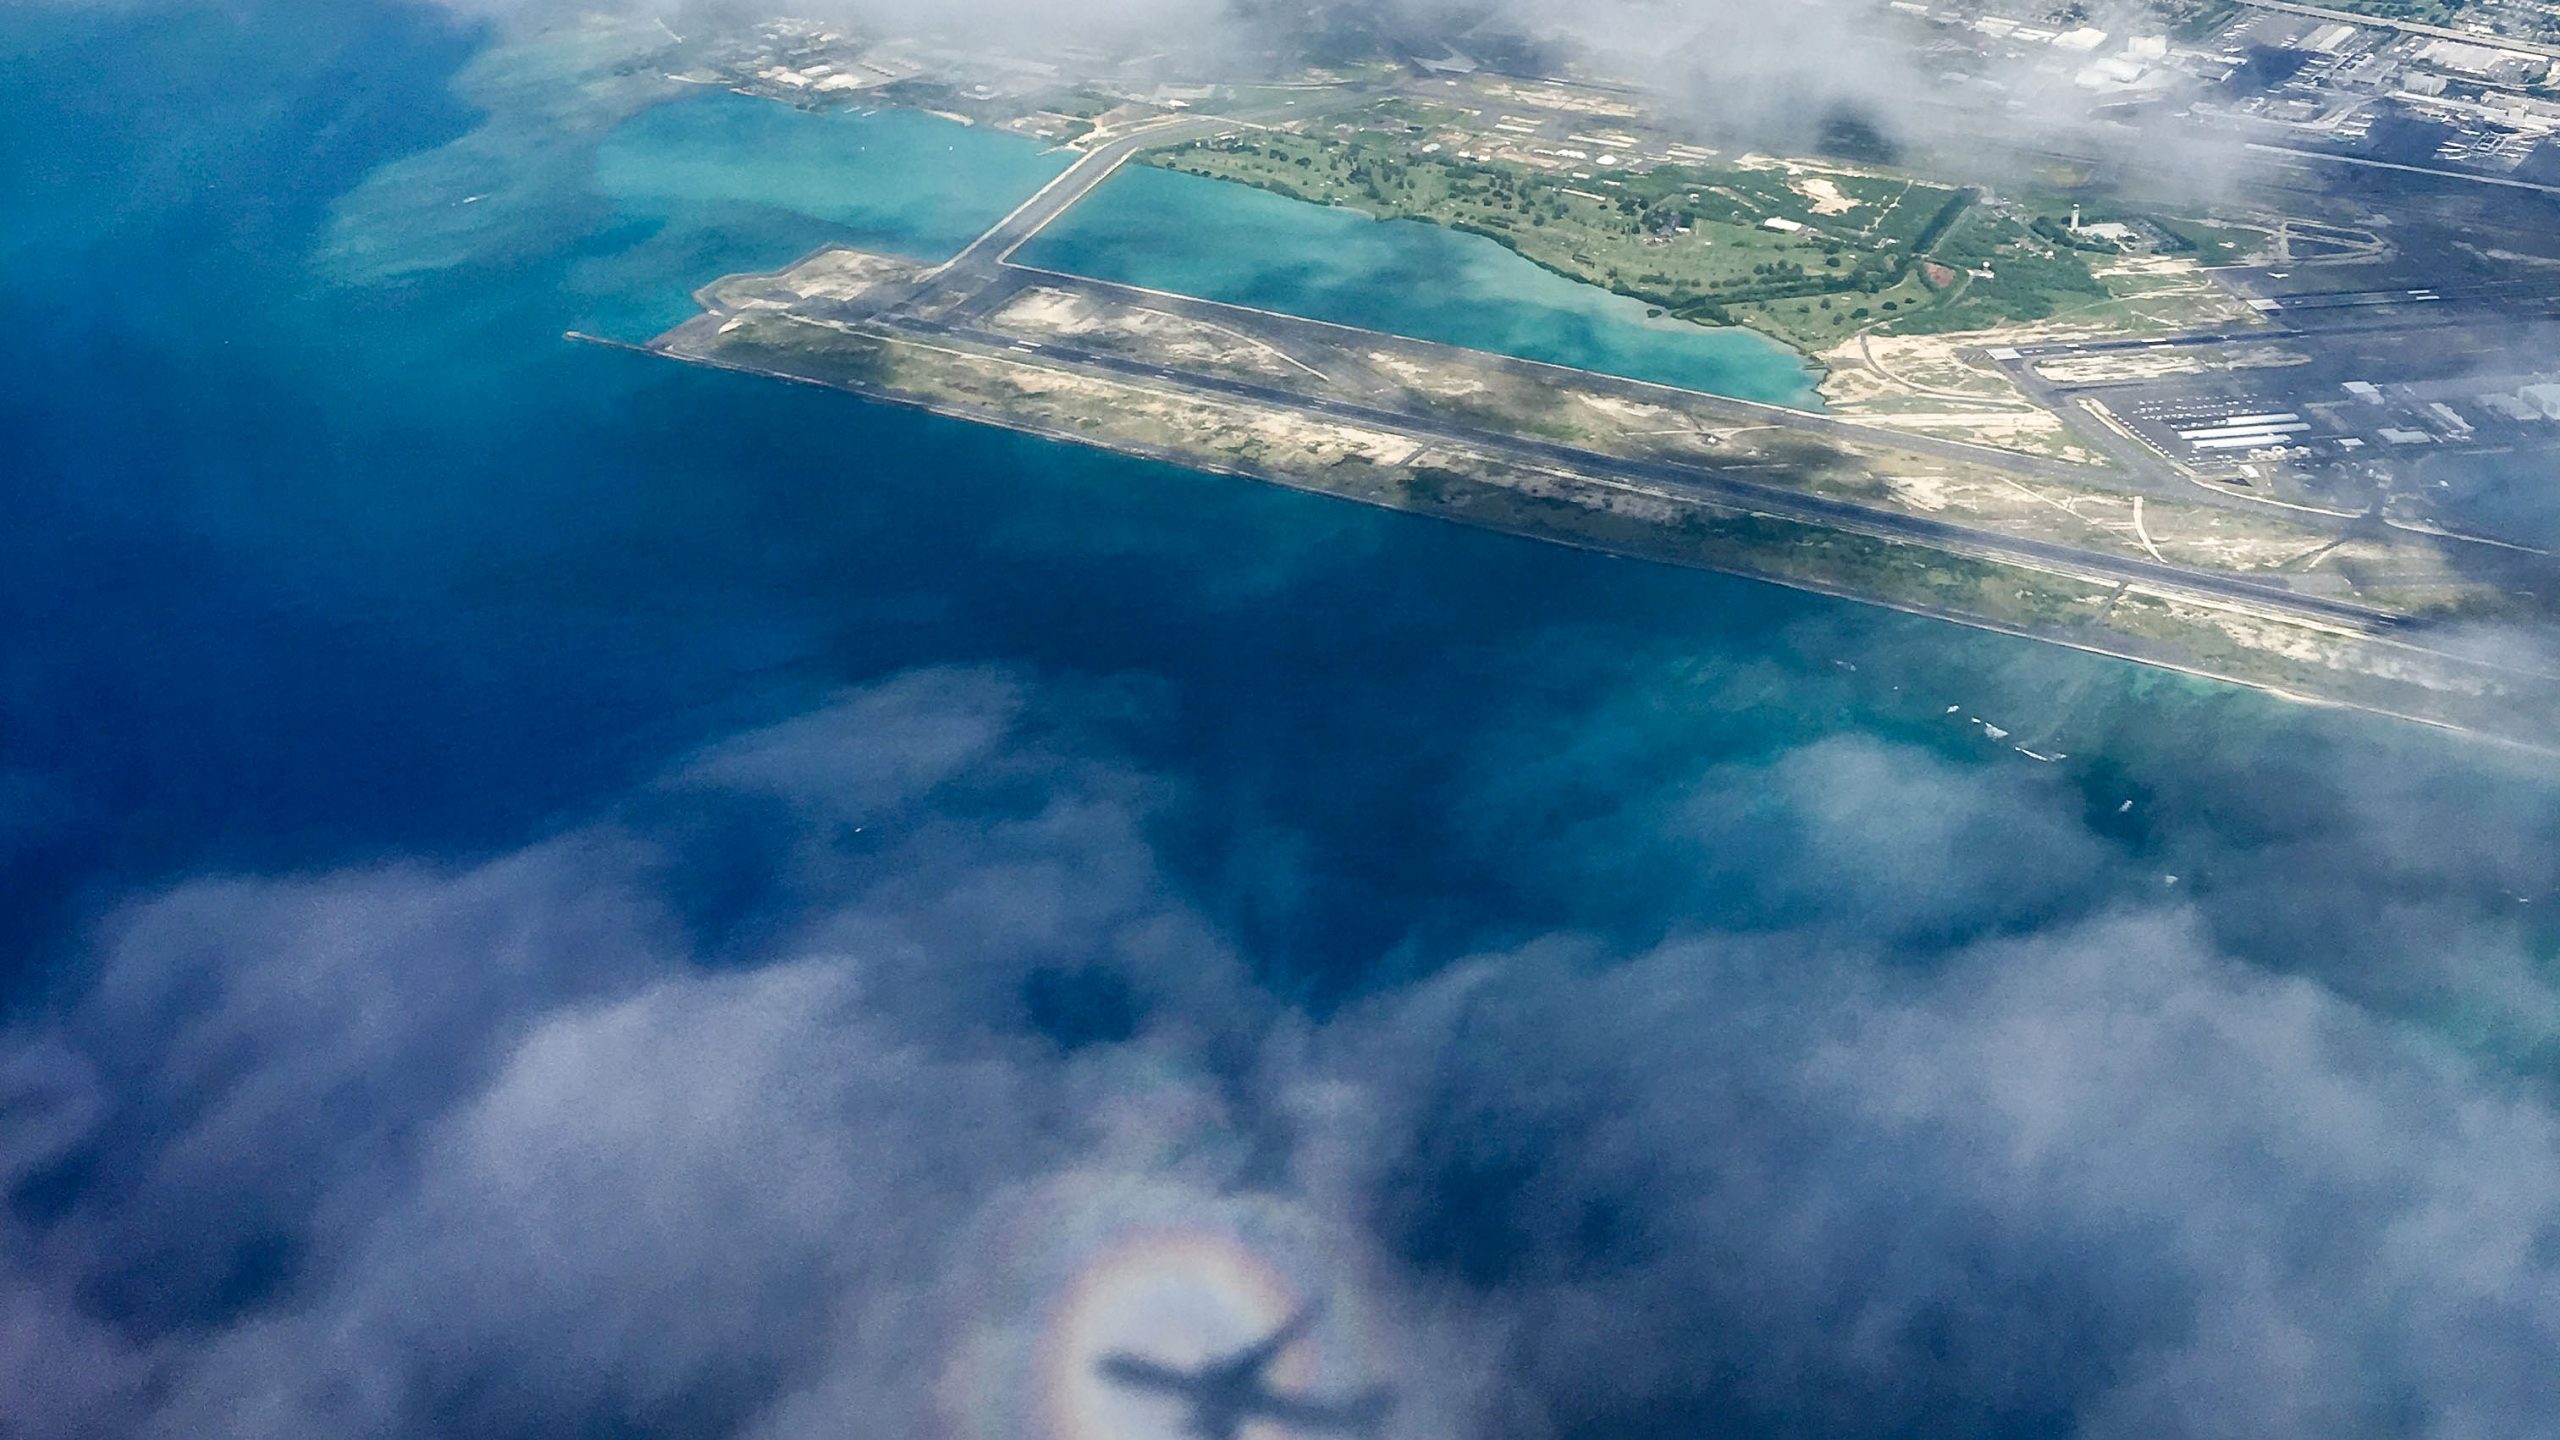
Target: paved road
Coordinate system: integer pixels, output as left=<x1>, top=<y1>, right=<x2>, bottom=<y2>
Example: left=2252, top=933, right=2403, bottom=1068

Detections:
left=1993, top=306, right=2560, bottom=362
left=2231, top=0, right=2560, bottom=61
left=905, top=314, right=2411, bottom=631
left=2243, top=142, right=2560, bottom=199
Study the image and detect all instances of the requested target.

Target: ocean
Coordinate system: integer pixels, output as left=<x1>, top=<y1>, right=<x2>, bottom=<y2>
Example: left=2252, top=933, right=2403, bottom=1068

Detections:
left=6, top=7, right=2560, bottom=1435
left=4, top=1, right=2545, bottom=996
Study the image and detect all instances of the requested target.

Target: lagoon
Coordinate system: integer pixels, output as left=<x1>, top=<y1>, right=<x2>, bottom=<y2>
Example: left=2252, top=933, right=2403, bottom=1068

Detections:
left=578, top=91, right=1822, bottom=404
left=1019, top=161, right=1824, bottom=406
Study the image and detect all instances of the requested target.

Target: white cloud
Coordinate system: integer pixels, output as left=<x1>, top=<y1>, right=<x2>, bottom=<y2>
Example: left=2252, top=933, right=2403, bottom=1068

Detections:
left=2, top=669, right=2556, bottom=1439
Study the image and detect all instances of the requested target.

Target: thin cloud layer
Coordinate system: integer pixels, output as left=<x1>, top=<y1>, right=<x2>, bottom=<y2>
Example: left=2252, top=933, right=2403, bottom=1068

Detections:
left=1348, top=919, right=2560, bottom=1436
left=405, top=0, right=2256, bottom=183
left=3, top=668, right=2557, bottom=1438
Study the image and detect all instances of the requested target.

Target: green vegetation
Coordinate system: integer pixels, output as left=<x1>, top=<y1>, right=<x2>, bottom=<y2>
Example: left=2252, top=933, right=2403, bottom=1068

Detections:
left=2019, top=200, right=2270, bottom=266
left=1142, top=118, right=2170, bottom=351
left=1864, top=209, right=2108, bottom=334
left=1148, top=126, right=1985, bottom=348
left=2143, top=215, right=2268, bottom=263
left=2162, top=0, right=2244, bottom=41
left=654, top=256, right=2558, bottom=741
left=711, top=313, right=892, bottom=388
left=1355, top=97, right=1477, bottom=130
left=1414, top=470, right=2122, bottom=632
left=1046, top=91, right=1119, bottom=120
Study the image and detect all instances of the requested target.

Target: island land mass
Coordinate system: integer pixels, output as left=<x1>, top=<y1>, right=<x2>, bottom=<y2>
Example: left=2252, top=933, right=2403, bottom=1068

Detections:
left=572, top=11, right=2560, bottom=750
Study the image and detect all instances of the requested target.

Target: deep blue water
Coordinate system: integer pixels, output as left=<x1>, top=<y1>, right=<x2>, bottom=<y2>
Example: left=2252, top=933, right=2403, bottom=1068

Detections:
left=10, top=5, right=2560, bottom=1437
left=3, top=0, right=2548, bottom=999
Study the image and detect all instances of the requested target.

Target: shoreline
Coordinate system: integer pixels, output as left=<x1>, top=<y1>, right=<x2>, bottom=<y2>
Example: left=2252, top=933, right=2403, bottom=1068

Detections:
left=567, top=328, right=2560, bottom=756
left=1125, top=151, right=1841, bottom=391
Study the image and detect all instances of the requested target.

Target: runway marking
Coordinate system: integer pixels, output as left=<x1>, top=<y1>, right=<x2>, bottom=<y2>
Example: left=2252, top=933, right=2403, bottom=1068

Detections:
left=2243, top=143, right=2560, bottom=197
left=2132, top=496, right=2168, bottom=565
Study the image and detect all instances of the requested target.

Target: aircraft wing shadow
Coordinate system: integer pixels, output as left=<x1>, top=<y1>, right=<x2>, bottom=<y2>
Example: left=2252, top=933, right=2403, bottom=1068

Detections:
left=1094, top=1302, right=1395, bottom=1439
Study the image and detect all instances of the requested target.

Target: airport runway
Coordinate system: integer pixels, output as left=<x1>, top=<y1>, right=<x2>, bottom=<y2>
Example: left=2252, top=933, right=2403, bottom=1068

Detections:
left=962, top=265, right=2226, bottom=502
left=925, top=114, right=1237, bottom=292
left=765, top=109, right=2560, bottom=640
left=892, top=311, right=2412, bottom=631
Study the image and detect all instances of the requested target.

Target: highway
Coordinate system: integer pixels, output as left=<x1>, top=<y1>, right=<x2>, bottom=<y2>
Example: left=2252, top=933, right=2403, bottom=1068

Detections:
left=2231, top=0, right=2560, bottom=61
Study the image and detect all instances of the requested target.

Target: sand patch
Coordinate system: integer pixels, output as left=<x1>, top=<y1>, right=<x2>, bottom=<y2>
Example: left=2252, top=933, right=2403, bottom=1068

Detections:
left=1794, top=177, right=1858, bottom=216
left=1367, top=350, right=1490, bottom=398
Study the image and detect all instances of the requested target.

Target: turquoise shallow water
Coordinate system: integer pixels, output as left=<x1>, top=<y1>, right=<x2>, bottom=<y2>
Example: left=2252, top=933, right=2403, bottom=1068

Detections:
left=529, top=85, right=1823, bottom=401
left=3, top=8, right=2538, bottom=988
left=1020, top=162, right=1825, bottom=405
left=0, top=20, right=1890, bottom=980
left=324, top=77, right=1079, bottom=340
left=593, top=96, right=1074, bottom=263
